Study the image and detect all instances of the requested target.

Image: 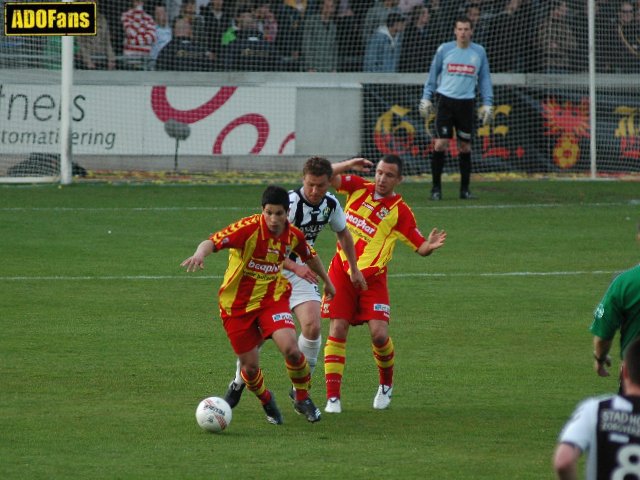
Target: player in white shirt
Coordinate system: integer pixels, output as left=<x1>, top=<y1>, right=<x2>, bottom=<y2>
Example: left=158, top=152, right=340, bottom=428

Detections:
left=554, top=337, right=640, bottom=479
left=224, top=156, right=367, bottom=409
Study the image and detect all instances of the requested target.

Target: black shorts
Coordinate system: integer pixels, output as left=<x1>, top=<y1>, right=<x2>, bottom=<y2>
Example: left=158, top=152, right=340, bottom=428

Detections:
left=434, top=95, right=475, bottom=141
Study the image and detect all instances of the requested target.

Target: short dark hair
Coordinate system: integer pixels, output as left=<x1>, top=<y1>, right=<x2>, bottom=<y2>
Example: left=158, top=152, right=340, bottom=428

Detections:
left=303, top=156, right=333, bottom=179
left=624, top=337, right=640, bottom=386
left=454, top=15, right=472, bottom=27
left=261, top=185, right=290, bottom=210
left=386, top=12, right=406, bottom=27
left=381, top=154, right=404, bottom=176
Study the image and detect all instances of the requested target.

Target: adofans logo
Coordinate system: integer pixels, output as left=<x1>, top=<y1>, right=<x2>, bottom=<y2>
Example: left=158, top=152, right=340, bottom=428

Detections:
left=4, top=2, right=96, bottom=36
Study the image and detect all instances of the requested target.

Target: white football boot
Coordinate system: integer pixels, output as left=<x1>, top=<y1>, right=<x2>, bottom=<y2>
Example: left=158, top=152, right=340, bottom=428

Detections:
left=324, top=397, right=342, bottom=413
left=372, top=385, right=393, bottom=409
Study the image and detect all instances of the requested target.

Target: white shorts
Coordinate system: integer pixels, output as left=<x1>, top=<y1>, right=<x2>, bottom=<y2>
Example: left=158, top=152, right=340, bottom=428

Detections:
left=284, top=269, right=321, bottom=310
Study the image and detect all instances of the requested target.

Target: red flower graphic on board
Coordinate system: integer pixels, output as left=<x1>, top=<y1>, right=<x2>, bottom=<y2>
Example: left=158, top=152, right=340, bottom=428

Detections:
left=542, top=98, right=590, bottom=169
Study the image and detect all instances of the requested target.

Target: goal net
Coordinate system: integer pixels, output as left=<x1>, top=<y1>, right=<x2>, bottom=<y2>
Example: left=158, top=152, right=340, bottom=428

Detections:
left=1, top=0, right=638, bottom=182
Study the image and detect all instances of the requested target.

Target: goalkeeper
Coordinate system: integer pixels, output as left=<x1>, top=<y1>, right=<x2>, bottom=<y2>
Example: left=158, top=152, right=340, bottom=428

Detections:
left=419, top=15, right=493, bottom=200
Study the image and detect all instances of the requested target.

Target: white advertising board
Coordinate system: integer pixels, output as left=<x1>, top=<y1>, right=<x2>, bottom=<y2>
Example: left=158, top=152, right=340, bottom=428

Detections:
left=0, top=84, right=296, bottom=155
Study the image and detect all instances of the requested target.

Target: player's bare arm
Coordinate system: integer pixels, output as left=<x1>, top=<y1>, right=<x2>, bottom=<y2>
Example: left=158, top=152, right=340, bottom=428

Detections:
left=284, top=257, right=318, bottom=284
left=305, top=254, right=336, bottom=300
left=180, top=239, right=214, bottom=272
left=416, top=228, right=447, bottom=256
left=336, top=227, right=367, bottom=290
left=593, top=336, right=612, bottom=377
left=553, top=443, right=581, bottom=480
left=330, top=157, right=374, bottom=189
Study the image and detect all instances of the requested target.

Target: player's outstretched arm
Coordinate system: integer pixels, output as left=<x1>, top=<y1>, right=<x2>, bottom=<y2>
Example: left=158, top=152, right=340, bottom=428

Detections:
left=416, top=228, right=447, bottom=257
left=336, top=227, right=367, bottom=290
left=284, top=257, right=318, bottom=284
left=330, top=157, right=374, bottom=190
left=306, top=255, right=336, bottom=300
left=332, top=157, right=374, bottom=175
left=180, top=239, right=214, bottom=272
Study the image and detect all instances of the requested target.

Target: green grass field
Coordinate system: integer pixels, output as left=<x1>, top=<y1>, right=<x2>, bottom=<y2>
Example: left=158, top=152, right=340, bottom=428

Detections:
left=1, top=179, right=639, bottom=479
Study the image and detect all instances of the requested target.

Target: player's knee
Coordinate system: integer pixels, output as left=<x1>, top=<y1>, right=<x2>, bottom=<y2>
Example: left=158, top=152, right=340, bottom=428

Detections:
left=303, top=322, right=321, bottom=340
left=371, top=332, right=389, bottom=346
left=284, top=346, right=303, bottom=363
left=242, top=365, right=259, bottom=379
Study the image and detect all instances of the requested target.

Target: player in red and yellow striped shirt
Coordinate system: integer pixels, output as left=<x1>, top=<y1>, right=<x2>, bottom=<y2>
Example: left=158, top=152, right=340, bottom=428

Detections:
left=182, top=185, right=335, bottom=425
left=321, top=155, right=447, bottom=413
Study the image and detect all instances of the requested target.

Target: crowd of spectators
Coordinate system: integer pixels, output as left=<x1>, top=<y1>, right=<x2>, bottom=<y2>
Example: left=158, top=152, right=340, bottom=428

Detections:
left=1, top=0, right=640, bottom=73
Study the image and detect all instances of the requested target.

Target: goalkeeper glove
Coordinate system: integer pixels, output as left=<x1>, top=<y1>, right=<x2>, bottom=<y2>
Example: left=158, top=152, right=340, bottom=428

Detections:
left=478, top=105, right=493, bottom=125
left=419, top=99, right=433, bottom=118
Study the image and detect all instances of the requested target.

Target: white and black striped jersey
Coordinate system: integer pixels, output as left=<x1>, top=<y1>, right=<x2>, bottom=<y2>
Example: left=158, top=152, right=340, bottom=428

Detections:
left=288, top=187, right=346, bottom=261
left=558, top=394, right=640, bottom=480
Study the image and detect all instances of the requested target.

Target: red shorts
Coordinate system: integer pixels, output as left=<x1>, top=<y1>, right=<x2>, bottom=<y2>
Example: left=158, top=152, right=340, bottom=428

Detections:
left=219, top=297, right=295, bottom=355
left=321, top=256, right=390, bottom=325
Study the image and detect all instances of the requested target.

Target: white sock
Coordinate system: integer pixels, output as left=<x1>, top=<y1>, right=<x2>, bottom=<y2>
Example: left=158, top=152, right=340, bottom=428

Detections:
left=233, top=357, right=243, bottom=385
left=233, top=345, right=263, bottom=385
left=298, top=334, right=322, bottom=375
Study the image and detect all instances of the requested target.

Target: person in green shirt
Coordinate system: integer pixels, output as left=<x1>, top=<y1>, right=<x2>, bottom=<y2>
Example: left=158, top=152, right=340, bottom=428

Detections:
left=590, top=263, right=640, bottom=390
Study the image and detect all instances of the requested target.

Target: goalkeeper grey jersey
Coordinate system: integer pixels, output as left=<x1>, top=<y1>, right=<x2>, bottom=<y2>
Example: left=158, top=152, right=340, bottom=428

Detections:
left=558, top=394, right=640, bottom=479
left=287, top=187, right=346, bottom=261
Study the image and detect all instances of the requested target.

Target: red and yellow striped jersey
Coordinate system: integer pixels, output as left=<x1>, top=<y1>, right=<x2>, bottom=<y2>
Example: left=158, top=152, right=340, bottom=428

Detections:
left=209, top=214, right=316, bottom=316
left=335, top=175, right=426, bottom=277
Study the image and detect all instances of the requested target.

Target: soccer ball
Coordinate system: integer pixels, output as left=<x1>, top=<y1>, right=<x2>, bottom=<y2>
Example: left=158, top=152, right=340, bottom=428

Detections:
left=195, top=396, right=232, bottom=433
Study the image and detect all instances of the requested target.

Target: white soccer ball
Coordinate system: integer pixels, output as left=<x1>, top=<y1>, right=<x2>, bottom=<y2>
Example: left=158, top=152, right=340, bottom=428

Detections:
left=195, top=396, right=232, bottom=433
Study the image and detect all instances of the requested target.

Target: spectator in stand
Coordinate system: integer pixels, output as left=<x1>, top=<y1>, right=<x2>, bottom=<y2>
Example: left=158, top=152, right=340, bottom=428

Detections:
left=104, top=0, right=130, bottom=58
left=178, top=0, right=207, bottom=49
left=536, top=0, right=576, bottom=73
left=121, top=0, right=157, bottom=69
left=429, top=0, right=463, bottom=40
left=223, top=7, right=275, bottom=70
left=484, top=0, right=538, bottom=73
left=164, top=0, right=182, bottom=24
left=276, top=0, right=307, bottom=71
left=573, top=0, right=614, bottom=73
left=195, top=0, right=210, bottom=14
left=362, top=0, right=401, bottom=46
left=464, top=2, right=480, bottom=27
left=302, top=0, right=338, bottom=71
left=254, top=0, right=279, bottom=43
left=334, top=0, right=366, bottom=71
left=464, top=4, right=486, bottom=45
left=398, top=0, right=424, bottom=15
left=201, top=0, right=232, bottom=70
left=284, top=0, right=309, bottom=14
left=609, top=1, right=640, bottom=73
left=363, top=11, right=406, bottom=72
left=150, top=4, right=173, bottom=69
left=156, top=16, right=212, bottom=70
left=399, top=4, right=436, bottom=72
left=77, top=7, right=116, bottom=70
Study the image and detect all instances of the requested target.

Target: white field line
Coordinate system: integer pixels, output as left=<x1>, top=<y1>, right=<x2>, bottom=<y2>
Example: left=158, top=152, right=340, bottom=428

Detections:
left=0, top=270, right=619, bottom=281
left=0, top=201, right=636, bottom=213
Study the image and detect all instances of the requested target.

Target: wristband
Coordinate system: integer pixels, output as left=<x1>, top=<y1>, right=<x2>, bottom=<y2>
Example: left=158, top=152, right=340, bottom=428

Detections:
left=593, top=352, right=608, bottom=364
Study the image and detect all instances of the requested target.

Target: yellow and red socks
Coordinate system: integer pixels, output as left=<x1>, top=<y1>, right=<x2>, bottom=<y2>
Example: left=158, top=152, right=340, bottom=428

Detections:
left=372, top=337, right=394, bottom=386
left=241, top=368, right=272, bottom=405
left=324, top=336, right=346, bottom=399
left=286, top=354, right=311, bottom=401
